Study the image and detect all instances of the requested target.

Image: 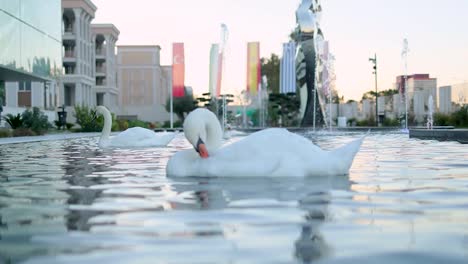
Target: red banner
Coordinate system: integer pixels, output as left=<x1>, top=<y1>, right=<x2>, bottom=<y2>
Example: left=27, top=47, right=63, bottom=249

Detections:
left=172, top=43, right=185, bottom=97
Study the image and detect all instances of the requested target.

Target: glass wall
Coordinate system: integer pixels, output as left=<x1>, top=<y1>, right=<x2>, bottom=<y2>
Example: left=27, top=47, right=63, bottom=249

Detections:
left=0, top=0, right=62, bottom=79
left=0, top=81, right=5, bottom=106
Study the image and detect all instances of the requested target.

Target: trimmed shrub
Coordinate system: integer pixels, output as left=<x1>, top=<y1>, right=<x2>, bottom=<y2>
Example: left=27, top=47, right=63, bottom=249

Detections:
left=74, top=105, right=103, bottom=132
left=162, top=120, right=182, bottom=128
left=117, top=120, right=128, bottom=131
left=127, top=119, right=149, bottom=128
left=0, top=128, right=11, bottom=138
left=13, top=128, right=36, bottom=137
left=21, top=107, right=51, bottom=135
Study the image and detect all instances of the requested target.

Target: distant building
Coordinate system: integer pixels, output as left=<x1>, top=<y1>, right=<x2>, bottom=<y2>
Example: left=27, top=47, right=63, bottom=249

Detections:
left=117, top=45, right=173, bottom=122
left=438, top=82, right=468, bottom=114
left=62, top=0, right=97, bottom=115
left=91, top=24, right=119, bottom=113
left=396, top=74, right=437, bottom=123
left=0, top=0, right=62, bottom=124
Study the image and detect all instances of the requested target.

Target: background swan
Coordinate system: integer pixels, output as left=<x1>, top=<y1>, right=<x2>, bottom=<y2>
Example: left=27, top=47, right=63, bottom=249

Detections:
left=166, top=108, right=364, bottom=177
left=96, top=106, right=176, bottom=148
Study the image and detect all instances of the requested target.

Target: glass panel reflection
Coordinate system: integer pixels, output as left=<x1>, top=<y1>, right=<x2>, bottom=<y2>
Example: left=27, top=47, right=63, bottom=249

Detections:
left=0, top=0, right=62, bottom=78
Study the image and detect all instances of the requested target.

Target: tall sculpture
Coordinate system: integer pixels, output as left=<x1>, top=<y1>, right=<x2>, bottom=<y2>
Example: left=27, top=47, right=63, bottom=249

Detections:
left=294, top=0, right=326, bottom=127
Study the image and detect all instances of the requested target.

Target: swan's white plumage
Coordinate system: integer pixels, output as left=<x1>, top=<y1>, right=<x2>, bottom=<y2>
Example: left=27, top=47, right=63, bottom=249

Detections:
left=166, top=108, right=364, bottom=177
left=96, top=106, right=176, bottom=148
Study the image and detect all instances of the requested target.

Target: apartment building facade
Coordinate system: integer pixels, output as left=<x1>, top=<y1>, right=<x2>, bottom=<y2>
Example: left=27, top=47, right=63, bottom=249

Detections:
left=61, top=0, right=97, bottom=115
left=91, top=24, right=119, bottom=113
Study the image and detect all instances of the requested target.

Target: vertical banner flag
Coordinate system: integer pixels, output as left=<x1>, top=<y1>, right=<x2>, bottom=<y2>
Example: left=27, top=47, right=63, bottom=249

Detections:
left=172, top=43, right=185, bottom=97
left=209, top=44, right=220, bottom=97
left=246, top=42, right=260, bottom=96
left=280, top=41, right=296, bottom=94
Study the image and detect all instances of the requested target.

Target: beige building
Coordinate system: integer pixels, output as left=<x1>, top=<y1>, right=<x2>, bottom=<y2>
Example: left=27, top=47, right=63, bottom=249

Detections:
left=439, top=82, right=468, bottom=114
left=62, top=0, right=97, bottom=113
left=117, top=45, right=173, bottom=122
left=91, top=24, right=119, bottom=113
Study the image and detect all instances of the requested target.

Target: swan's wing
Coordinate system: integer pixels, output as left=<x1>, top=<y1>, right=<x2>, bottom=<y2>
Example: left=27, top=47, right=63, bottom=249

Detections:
left=110, top=128, right=176, bottom=147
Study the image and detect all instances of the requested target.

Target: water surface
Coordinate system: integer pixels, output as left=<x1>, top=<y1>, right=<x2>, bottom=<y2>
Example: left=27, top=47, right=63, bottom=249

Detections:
left=0, top=132, right=467, bottom=263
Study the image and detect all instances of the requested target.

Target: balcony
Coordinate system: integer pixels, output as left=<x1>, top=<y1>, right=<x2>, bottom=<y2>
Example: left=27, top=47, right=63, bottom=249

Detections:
left=95, top=66, right=106, bottom=76
left=64, top=65, right=76, bottom=75
left=96, top=77, right=106, bottom=87
left=63, top=50, right=76, bottom=63
left=95, top=48, right=106, bottom=60
left=63, top=30, right=76, bottom=41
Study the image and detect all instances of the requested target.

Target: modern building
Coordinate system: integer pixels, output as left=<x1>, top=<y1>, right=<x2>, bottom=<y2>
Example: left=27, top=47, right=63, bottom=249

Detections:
left=61, top=0, right=97, bottom=115
left=438, top=82, right=468, bottom=114
left=0, top=0, right=62, bottom=123
left=396, top=74, right=437, bottom=122
left=91, top=24, right=119, bottom=113
left=117, top=45, right=173, bottom=123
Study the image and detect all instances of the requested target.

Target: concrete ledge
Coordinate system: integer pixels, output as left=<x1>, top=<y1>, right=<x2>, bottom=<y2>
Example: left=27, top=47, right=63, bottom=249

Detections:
left=409, top=129, right=468, bottom=144
left=0, top=132, right=101, bottom=145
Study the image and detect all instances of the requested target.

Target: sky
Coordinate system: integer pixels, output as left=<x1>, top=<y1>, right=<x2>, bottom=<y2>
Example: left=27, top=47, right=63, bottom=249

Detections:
left=92, top=0, right=468, bottom=101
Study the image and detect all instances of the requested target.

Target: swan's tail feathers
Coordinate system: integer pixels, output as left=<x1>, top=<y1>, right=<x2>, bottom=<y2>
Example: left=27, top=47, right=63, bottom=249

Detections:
left=331, top=136, right=365, bottom=173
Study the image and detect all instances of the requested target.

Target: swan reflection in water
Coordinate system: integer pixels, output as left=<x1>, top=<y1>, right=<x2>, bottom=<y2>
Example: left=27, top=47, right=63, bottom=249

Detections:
left=167, top=174, right=350, bottom=262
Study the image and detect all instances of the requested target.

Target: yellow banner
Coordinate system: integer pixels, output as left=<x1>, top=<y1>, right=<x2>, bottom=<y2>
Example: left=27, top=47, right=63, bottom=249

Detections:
left=247, top=42, right=260, bottom=96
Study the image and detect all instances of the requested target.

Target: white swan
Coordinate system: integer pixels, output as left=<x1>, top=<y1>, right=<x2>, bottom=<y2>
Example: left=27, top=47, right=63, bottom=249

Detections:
left=96, top=106, right=176, bottom=148
left=166, top=108, right=364, bottom=177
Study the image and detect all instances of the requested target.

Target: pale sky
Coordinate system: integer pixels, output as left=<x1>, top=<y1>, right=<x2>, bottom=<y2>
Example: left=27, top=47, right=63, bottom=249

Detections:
left=92, top=0, right=468, bottom=101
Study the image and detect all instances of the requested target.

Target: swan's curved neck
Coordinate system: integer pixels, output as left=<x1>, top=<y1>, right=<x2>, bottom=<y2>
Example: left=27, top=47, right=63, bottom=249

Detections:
left=100, top=109, right=112, bottom=141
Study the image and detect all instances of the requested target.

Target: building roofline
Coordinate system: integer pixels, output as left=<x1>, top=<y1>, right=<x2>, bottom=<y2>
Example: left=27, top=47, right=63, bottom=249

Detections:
left=62, top=0, right=97, bottom=17
left=91, top=23, right=120, bottom=37
left=117, top=45, right=161, bottom=50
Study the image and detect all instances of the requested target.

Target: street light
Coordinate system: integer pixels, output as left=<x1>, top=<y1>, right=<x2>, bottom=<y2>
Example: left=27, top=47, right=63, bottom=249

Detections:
left=369, top=54, right=378, bottom=126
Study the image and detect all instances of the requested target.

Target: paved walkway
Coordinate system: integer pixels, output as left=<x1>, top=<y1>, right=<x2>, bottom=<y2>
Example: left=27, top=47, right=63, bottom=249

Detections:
left=0, top=132, right=101, bottom=145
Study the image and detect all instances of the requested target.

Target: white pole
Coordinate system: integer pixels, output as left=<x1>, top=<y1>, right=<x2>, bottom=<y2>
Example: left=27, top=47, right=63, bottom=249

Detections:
left=329, top=91, right=332, bottom=132
left=170, top=79, right=174, bottom=129
left=222, top=95, right=226, bottom=132
left=402, top=38, right=409, bottom=131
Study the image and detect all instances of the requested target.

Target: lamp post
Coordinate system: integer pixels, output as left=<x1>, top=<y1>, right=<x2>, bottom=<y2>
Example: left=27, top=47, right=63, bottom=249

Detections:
left=369, top=54, right=378, bottom=126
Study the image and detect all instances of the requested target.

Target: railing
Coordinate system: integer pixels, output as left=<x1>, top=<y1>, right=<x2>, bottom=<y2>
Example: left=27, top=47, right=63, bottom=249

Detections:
left=96, top=79, right=106, bottom=86
left=65, top=67, right=75, bottom=74
left=96, top=67, right=106, bottom=73
left=64, top=50, right=75, bottom=58
left=95, top=48, right=106, bottom=56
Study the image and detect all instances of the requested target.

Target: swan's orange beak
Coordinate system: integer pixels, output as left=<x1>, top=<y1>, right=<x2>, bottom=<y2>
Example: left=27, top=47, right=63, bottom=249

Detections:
left=198, top=143, right=209, bottom=158
left=196, top=138, right=209, bottom=158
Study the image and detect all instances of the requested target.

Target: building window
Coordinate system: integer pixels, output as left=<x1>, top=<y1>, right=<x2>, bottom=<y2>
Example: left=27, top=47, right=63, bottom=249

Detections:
left=96, top=93, right=104, bottom=106
left=19, top=81, right=32, bottom=91
left=18, top=81, right=32, bottom=107
left=64, top=85, right=75, bottom=106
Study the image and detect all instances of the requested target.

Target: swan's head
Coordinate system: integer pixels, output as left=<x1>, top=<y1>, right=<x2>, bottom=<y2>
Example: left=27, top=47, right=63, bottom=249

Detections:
left=183, top=108, right=222, bottom=159
left=96, top=105, right=109, bottom=115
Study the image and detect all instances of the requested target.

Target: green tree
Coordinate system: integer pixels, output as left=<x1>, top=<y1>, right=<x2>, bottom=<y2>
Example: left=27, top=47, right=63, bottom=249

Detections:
left=165, top=94, right=197, bottom=123
left=261, top=54, right=280, bottom=93
left=268, top=92, right=300, bottom=126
